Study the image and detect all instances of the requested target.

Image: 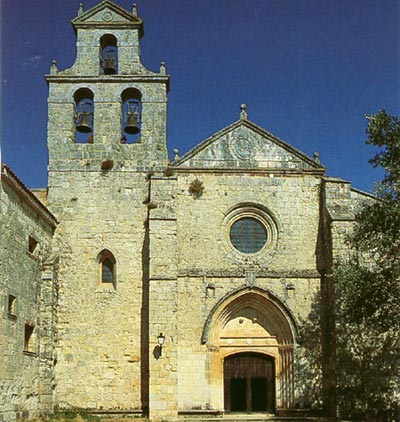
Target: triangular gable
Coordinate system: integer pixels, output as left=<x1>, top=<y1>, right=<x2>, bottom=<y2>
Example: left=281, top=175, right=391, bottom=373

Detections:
left=72, top=0, right=142, bottom=32
left=173, top=119, right=325, bottom=173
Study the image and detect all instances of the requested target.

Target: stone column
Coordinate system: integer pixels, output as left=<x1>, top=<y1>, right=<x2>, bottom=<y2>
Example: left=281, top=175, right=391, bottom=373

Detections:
left=147, top=175, right=179, bottom=421
left=278, top=345, right=295, bottom=410
left=39, top=256, right=58, bottom=415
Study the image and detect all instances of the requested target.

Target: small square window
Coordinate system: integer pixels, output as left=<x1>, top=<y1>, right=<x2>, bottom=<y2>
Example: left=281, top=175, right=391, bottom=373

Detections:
left=28, top=236, right=38, bottom=254
left=24, top=323, right=35, bottom=354
left=8, top=295, right=16, bottom=315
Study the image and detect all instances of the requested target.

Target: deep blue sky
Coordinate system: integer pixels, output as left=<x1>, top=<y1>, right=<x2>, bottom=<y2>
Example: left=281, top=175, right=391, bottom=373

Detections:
left=1, top=0, right=399, bottom=190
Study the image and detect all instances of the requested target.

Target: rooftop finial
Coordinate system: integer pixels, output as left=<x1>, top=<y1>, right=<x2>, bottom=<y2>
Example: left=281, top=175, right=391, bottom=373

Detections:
left=240, top=104, right=248, bottom=120
left=132, top=3, right=138, bottom=16
left=78, top=3, right=84, bottom=16
left=50, top=59, right=58, bottom=75
left=313, top=151, right=320, bottom=163
left=160, top=61, right=166, bottom=75
left=173, top=148, right=180, bottom=161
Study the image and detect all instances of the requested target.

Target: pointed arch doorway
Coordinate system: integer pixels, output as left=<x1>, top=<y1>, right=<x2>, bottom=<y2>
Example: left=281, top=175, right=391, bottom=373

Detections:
left=224, top=352, right=275, bottom=413
left=202, top=287, right=298, bottom=413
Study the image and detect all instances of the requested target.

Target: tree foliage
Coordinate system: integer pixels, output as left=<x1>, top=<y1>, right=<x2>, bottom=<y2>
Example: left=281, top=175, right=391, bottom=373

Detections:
left=334, top=264, right=400, bottom=420
left=295, top=292, right=324, bottom=410
left=297, top=111, right=400, bottom=421
left=335, top=111, right=400, bottom=420
left=352, top=111, right=400, bottom=263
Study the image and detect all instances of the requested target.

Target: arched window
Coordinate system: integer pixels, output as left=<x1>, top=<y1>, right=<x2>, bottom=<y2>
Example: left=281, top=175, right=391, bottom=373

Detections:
left=100, top=34, right=118, bottom=75
left=74, top=88, right=94, bottom=143
left=121, top=88, right=142, bottom=144
left=97, top=250, right=116, bottom=288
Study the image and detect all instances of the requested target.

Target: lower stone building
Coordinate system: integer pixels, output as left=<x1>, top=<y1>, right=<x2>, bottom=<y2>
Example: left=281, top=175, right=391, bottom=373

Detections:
left=0, top=165, right=58, bottom=421
left=0, top=1, right=372, bottom=421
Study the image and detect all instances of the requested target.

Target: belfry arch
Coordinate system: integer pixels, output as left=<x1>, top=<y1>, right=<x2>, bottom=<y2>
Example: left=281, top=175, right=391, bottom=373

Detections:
left=202, top=287, right=298, bottom=412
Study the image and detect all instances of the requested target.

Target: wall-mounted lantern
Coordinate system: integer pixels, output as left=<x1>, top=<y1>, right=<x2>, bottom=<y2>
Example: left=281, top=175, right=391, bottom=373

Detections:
left=157, top=333, right=165, bottom=356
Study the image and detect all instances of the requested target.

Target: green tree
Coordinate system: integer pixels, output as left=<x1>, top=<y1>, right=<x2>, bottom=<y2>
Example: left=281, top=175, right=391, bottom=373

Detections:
left=353, top=111, right=400, bottom=264
left=334, top=265, right=399, bottom=420
left=296, top=111, right=400, bottom=421
left=335, top=111, right=400, bottom=420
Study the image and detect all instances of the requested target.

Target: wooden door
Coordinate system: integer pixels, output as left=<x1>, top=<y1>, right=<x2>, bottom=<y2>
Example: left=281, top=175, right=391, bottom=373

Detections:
left=224, top=353, right=275, bottom=413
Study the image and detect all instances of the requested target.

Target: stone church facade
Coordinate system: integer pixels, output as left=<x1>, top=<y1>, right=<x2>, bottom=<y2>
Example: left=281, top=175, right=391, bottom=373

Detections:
left=1, top=1, right=371, bottom=421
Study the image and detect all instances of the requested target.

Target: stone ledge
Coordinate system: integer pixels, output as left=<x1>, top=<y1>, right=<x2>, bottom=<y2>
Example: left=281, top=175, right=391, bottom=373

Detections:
left=23, top=350, right=37, bottom=357
left=7, top=313, right=18, bottom=321
left=178, top=269, right=321, bottom=279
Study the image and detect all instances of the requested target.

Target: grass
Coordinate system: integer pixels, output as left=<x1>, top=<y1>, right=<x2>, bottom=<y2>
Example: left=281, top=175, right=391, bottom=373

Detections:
left=31, top=409, right=101, bottom=422
left=30, top=407, right=147, bottom=422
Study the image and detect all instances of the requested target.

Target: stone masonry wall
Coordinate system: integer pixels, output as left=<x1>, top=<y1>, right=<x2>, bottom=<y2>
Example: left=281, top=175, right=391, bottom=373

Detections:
left=148, top=176, right=179, bottom=420
left=172, top=171, right=323, bottom=410
left=318, top=178, right=373, bottom=415
left=324, top=179, right=372, bottom=263
left=46, top=3, right=170, bottom=413
left=46, top=80, right=168, bottom=172
left=176, top=172, right=322, bottom=275
left=48, top=170, right=149, bottom=411
left=62, top=26, right=144, bottom=77
left=0, top=178, right=55, bottom=422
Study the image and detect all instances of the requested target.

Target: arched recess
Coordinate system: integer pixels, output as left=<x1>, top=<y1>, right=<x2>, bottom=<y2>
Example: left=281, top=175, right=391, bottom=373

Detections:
left=202, top=287, right=297, bottom=412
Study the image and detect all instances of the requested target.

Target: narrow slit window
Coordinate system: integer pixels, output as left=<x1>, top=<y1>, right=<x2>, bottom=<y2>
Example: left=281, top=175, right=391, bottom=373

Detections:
left=97, top=250, right=117, bottom=289
left=28, top=236, right=38, bottom=254
left=24, top=324, right=35, bottom=354
left=8, top=295, right=16, bottom=315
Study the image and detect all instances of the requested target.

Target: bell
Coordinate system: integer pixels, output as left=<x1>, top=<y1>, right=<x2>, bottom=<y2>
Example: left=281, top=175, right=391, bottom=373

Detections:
left=124, top=113, right=140, bottom=135
left=103, top=57, right=116, bottom=75
left=76, top=113, right=92, bottom=133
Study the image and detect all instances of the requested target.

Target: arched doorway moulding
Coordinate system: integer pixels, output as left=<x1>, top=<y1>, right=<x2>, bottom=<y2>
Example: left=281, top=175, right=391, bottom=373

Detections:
left=202, top=286, right=298, bottom=412
left=201, top=286, right=299, bottom=346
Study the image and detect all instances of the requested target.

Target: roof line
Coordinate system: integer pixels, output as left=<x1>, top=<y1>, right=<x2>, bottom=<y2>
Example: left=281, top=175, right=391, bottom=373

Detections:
left=169, top=167, right=325, bottom=176
left=71, top=0, right=143, bottom=36
left=1, top=164, right=58, bottom=229
left=350, top=186, right=376, bottom=199
left=173, top=118, right=325, bottom=171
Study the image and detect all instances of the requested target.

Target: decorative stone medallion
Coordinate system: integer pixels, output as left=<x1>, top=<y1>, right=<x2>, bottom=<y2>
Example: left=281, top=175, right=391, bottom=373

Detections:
left=102, top=11, right=113, bottom=21
left=229, top=136, right=258, bottom=160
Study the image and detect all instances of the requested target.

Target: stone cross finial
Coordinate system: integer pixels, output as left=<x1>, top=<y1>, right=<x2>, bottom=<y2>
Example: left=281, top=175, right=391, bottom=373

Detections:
left=78, top=3, right=84, bottom=16
left=160, top=61, right=166, bottom=75
left=240, top=103, right=248, bottom=120
left=132, top=3, right=138, bottom=16
left=50, top=59, right=58, bottom=75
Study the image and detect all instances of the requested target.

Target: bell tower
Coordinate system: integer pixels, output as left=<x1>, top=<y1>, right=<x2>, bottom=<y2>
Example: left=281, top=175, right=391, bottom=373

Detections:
left=44, top=3, right=173, bottom=413
left=45, top=0, right=169, bottom=179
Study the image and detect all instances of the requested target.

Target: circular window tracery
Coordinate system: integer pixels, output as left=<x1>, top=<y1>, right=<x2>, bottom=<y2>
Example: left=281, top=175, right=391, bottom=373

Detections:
left=230, top=217, right=267, bottom=253
left=223, top=204, right=278, bottom=257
